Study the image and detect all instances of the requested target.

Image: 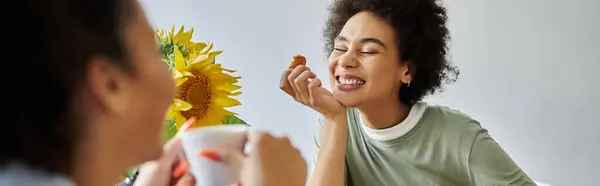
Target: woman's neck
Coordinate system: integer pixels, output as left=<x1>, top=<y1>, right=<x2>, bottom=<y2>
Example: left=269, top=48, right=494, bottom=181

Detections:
left=358, top=100, right=411, bottom=129
left=70, top=131, right=127, bottom=186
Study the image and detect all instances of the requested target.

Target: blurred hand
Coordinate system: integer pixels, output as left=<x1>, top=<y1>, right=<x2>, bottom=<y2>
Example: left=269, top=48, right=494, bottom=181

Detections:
left=133, top=137, right=194, bottom=186
left=279, top=65, right=345, bottom=119
left=134, top=118, right=197, bottom=186
left=197, top=131, right=307, bottom=186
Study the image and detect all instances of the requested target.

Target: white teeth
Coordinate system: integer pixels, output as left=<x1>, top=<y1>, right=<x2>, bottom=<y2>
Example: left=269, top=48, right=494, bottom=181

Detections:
left=339, top=77, right=365, bottom=85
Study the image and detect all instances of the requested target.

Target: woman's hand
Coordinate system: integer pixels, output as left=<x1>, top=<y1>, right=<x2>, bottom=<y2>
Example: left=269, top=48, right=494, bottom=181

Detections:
left=132, top=137, right=194, bottom=186
left=280, top=65, right=345, bottom=119
left=133, top=118, right=197, bottom=186
left=197, top=131, right=307, bottom=186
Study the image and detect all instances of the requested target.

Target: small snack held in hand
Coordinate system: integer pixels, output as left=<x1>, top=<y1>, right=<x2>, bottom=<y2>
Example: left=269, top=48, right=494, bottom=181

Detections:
left=288, top=55, right=307, bottom=69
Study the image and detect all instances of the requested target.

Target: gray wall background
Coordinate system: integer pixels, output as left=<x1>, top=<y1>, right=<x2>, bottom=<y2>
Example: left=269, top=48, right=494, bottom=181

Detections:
left=140, top=0, right=599, bottom=185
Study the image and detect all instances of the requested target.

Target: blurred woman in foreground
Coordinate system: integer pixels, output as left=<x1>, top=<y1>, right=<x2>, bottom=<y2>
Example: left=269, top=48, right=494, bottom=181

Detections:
left=1, top=0, right=306, bottom=186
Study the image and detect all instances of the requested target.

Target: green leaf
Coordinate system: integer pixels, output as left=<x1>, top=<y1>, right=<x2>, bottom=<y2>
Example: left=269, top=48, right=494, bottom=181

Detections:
left=163, top=119, right=177, bottom=141
left=165, top=52, right=176, bottom=69
left=159, top=41, right=173, bottom=58
left=222, top=115, right=248, bottom=125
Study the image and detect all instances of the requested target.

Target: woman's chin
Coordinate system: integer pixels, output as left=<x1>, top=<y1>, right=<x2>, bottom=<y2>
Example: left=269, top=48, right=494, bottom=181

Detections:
left=333, top=91, right=364, bottom=107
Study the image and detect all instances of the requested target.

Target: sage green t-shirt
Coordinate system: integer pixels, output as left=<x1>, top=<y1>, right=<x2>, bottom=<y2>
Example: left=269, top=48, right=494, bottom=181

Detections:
left=314, top=102, right=536, bottom=186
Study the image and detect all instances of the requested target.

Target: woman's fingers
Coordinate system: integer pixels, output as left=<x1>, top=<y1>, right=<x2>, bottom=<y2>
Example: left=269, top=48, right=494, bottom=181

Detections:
left=161, top=137, right=183, bottom=162
left=280, top=64, right=321, bottom=107
left=294, top=70, right=316, bottom=102
left=279, top=69, right=294, bottom=96
left=164, top=117, right=196, bottom=160
left=174, top=172, right=195, bottom=186
left=307, top=77, right=322, bottom=106
left=171, top=159, right=190, bottom=178
left=287, top=65, right=310, bottom=102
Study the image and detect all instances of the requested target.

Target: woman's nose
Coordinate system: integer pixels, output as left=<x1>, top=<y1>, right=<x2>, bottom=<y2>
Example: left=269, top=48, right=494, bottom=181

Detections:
left=338, top=52, right=358, bottom=68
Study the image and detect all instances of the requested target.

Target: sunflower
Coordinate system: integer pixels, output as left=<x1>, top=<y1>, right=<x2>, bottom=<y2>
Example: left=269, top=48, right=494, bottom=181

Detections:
left=121, top=26, right=245, bottom=182
left=157, top=26, right=243, bottom=130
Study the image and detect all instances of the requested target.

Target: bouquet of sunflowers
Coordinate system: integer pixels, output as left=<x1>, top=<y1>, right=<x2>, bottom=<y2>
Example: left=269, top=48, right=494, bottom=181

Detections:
left=121, top=25, right=246, bottom=180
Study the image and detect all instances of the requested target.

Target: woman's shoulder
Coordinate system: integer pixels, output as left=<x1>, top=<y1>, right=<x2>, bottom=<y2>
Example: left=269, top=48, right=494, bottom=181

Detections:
left=419, top=103, right=486, bottom=141
left=422, top=103, right=483, bottom=129
left=0, top=163, right=75, bottom=186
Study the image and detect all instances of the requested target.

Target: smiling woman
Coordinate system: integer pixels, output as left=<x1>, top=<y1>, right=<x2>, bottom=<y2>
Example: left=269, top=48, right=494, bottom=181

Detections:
left=280, top=0, right=538, bottom=185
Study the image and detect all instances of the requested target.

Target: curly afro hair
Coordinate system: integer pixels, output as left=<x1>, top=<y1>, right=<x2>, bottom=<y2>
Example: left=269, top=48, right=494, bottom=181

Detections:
left=324, top=0, right=459, bottom=105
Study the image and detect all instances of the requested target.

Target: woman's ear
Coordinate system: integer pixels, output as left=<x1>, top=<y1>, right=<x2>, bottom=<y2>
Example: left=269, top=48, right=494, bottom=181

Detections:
left=399, top=61, right=415, bottom=85
left=86, top=56, right=133, bottom=116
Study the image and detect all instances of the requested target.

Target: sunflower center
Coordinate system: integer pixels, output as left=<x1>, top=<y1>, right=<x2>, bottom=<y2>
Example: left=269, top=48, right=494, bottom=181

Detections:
left=178, top=73, right=212, bottom=119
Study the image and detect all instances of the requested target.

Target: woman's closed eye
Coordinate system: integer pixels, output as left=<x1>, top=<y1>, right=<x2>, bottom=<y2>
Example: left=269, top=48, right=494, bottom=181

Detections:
left=333, top=48, right=347, bottom=52
left=360, top=51, right=378, bottom=55
left=333, top=47, right=379, bottom=56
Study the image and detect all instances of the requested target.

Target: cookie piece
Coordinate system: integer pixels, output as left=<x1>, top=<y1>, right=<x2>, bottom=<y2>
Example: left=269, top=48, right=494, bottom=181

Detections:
left=288, top=55, right=307, bottom=69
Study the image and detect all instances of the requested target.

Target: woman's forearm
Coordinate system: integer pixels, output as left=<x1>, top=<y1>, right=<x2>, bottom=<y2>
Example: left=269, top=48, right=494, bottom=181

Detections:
left=308, top=113, right=348, bottom=186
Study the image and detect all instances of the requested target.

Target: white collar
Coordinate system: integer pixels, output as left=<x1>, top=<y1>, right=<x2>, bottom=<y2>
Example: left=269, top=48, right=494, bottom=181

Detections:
left=359, top=102, right=428, bottom=141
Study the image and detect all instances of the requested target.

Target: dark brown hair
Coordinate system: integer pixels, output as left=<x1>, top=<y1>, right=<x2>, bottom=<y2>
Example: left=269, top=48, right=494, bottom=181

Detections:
left=1, top=0, right=135, bottom=175
left=324, top=0, right=459, bottom=105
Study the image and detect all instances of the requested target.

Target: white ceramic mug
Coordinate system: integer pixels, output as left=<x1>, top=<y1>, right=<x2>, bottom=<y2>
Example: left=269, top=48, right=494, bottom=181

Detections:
left=181, top=124, right=248, bottom=186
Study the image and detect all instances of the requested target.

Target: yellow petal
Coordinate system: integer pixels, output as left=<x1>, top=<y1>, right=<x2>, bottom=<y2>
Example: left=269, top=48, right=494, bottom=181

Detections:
left=191, top=42, right=208, bottom=52
left=173, top=69, right=183, bottom=79
left=222, top=68, right=236, bottom=73
left=174, top=69, right=193, bottom=79
left=210, top=66, right=237, bottom=73
left=193, top=53, right=209, bottom=63
left=188, top=56, right=211, bottom=67
left=172, top=99, right=192, bottom=111
left=202, top=43, right=214, bottom=54
left=218, top=107, right=236, bottom=115
left=165, top=108, right=175, bottom=120
left=205, top=51, right=222, bottom=64
left=191, top=51, right=221, bottom=65
left=213, top=89, right=242, bottom=98
left=186, top=52, right=197, bottom=61
left=175, top=25, right=184, bottom=38
left=210, top=63, right=234, bottom=72
left=197, top=110, right=227, bottom=127
left=169, top=25, right=175, bottom=39
left=211, top=74, right=238, bottom=84
left=182, top=71, right=194, bottom=77
left=213, top=89, right=234, bottom=97
left=218, top=84, right=241, bottom=92
left=179, top=28, right=194, bottom=44
left=174, top=112, right=187, bottom=129
left=174, top=47, right=186, bottom=71
left=175, top=77, right=188, bottom=87
left=216, top=97, right=242, bottom=107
